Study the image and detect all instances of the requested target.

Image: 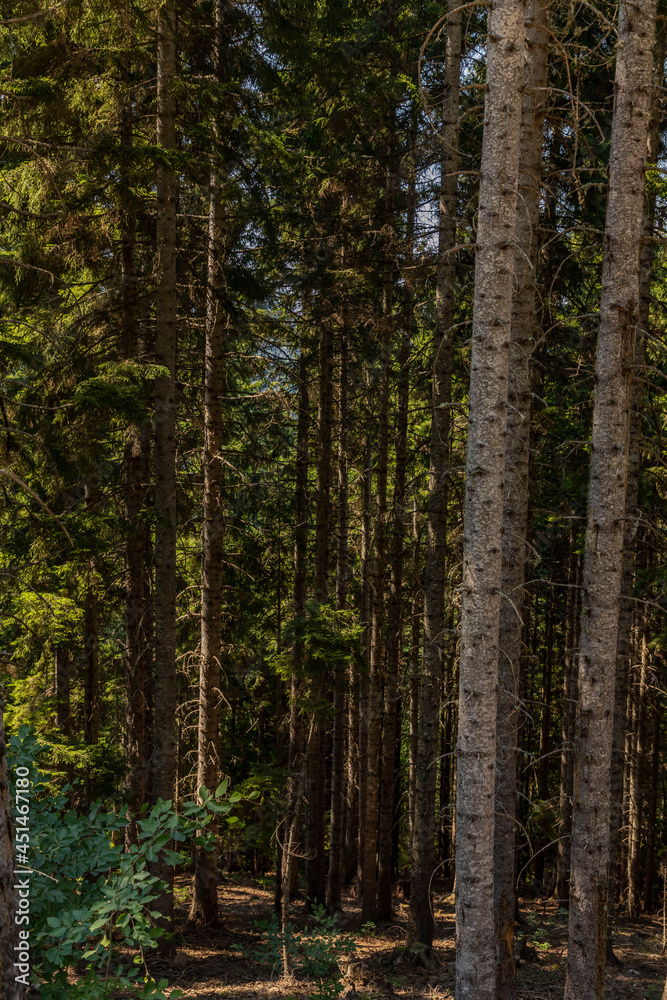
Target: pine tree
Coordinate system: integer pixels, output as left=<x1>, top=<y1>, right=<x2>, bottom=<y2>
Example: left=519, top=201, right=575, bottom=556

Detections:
left=566, top=1, right=656, bottom=995
left=455, top=1, right=525, bottom=995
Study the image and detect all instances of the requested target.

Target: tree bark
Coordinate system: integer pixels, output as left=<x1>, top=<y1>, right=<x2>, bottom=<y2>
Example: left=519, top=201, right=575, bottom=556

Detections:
left=533, top=596, right=553, bottom=891
left=565, top=2, right=656, bottom=996
left=304, top=318, right=334, bottom=910
left=607, top=22, right=665, bottom=942
left=190, top=2, right=226, bottom=920
left=360, top=330, right=391, bottom=924
left=84, top=474, right=100, bottom=804
left=327, top=329, right=349, bottom=912
left=121, top=112, right=152, bottom=846
left=408, top=0, right=460, bottom=949
left=360, top=156, right=396, bottom=923
left=439, top=639, right=455, bottom=874
left=455, top=1, right=525, bottom=996
left=408, top=500, right=421, bottom=856
left=281, top=352, right=310, bottom=917
left=556, top=538, right=579, bottom=904
left=377, top=316, right=410, bottom=921
left=643, top=685, right=660, bottom=912
left=493, top=2, right=547, bottom=992
left=356, top=407, right=373, bottom=897
left=149, top=0, right=178, bottom=949
left=627, top=625, right=648, bottom=918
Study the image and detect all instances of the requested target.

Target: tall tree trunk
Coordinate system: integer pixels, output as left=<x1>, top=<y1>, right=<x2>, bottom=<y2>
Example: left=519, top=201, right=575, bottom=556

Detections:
left=408, top=0, right=460, bottom=950
left=439, top=634, right=455, bottom=868
left=356, top=408, right=373, bottom=897
left=83, top=474, right=100, bottom=803
left=328, top=329, right=349, bottom=912
left=121, top=113, right=152, bottom=846
left=643, top=685, right=660, bottom=912
left=556, top=537, right=579, bottom=903
left=607, top=23, right=665, bottom=944
left=533, top=596, right=553, bottom=891
left=377, top=315, right=410, bottom=920
left=408, top=499, right=421, bottom=856
left=305, top=319, right=334, bottom=910
left=190, top=2, right=226, bottom=920
left=627, top=625, right=648, bottom=918
left=344, top=413, right=359, bottom=885
left=345, top=674, right=359, bottom=887
left=149, top=0, right=178, bottom=949
left=565, top=2, right=656, bottom=996
left=281, top=352, right=310, bottom=921
left=0, top=700, right=23, bottom=1000
left=360, top=322, right=391, bottom=924
left=618, top=655, right=635, bottom=909
left=455, top=1, right=525, bottom=995
left=360, top=155, right=396, bottom=923
left=493, top=2, right=547, bottom=992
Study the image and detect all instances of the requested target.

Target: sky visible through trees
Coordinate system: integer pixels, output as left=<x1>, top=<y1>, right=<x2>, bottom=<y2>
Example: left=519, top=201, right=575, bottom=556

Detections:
left=2, top=1, right=667, bottom=999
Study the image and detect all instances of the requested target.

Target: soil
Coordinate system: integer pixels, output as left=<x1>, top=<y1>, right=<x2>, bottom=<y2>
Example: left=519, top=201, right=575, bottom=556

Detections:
left=143, top=875, right=667, bottom=1000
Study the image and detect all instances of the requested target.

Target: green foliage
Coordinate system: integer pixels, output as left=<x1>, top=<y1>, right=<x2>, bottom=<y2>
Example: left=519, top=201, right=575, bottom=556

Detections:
left=300, top=905, right=356, bottom=978
left=251, top=904, right=356, bottom=989
left=271, top=603, right=364, bottom=715
left=7, top=726, right=242, bottom=1000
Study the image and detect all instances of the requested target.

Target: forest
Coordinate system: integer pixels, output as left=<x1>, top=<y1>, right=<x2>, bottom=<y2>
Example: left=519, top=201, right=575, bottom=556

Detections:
left=1, top=0, right=667, bottom=998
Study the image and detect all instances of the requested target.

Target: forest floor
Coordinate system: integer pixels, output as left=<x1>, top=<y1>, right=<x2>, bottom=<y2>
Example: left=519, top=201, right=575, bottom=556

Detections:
left=143, top=874, right=667, bottom=1000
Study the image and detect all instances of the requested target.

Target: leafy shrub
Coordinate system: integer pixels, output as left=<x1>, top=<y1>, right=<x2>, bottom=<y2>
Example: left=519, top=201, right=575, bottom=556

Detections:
left=7, top=725, right=247, bottom=1000
left=252, top=902, right=356, bottom=992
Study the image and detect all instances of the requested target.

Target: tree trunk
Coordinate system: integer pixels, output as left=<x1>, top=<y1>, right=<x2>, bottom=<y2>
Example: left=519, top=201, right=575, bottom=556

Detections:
left=455, top=1, right=525, bottom=995
left=377, top=170, right=415, bottom=919
left=556, top=537, right=579, bottom=904
left=565, top=2, right=656, bottom=996
left=360, top=333, right=391, bottom=924
left=377, top=315, right=410, bottom=920
left=149, top=0, right=178, bottom=949
left=408, top=500, right=421, bottom=856
left=0, top=699, right=23, bottom=1000
left=345, top=673, right=359, bottom=887
left=84, top=475, right=100, bottom=804
left=190, top=4, right=226, bottom=920
left=493, top=3, right=547, bottom=992
left=356, top=410, right=373, bottom=897
left=618, top=653, right=635, bottom=910
left=408, top=0, right=460, bottom=950
left=643, top=687, right=660, bottom=912
left=305, top=318, right=334, bottom=910
left=121, top=113, right=152, bottom=846
left=627, top=625, right=648, bottom=918
left=608, top=22, right=665, bottom=941
left=281, top=352, right=310, bottom=917
left=328, top=329, right=349, bottom=912
left=533, top=596, right=553, bottom=891
left=439, top=635, right=455, bottom=870
left=360, top=155, right=396, bottom=923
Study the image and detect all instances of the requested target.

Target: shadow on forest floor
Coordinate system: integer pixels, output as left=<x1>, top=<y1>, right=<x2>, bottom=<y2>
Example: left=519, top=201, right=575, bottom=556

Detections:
left=142, top=874, right=667, bottom=1000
